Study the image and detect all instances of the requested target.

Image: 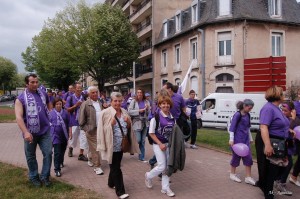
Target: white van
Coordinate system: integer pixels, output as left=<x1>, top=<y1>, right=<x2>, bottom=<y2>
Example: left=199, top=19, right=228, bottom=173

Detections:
left=200, top=93, right=267, bottom=130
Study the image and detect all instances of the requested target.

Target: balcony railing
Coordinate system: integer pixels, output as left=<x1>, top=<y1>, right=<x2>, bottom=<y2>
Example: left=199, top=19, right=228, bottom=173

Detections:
left=129, top=0, right=151, bottom=18
left=140, top=44, right=152, bottom=52
left=135, top=64, right=153, bottom=78
left=136, top=21, right=151, bottom=33
left=122, top=0, right=130, bottom=7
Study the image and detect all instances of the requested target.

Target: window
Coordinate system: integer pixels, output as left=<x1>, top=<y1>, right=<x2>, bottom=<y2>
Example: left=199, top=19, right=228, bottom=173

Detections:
left=175, top=78, right=181, bottom=86
left=269, top=0, right=282, bottom=17
left=175, top=13, right=181, bottom=32
left=191, top=3, right=198, bottom=24
left=218, top=0, right=232, bottom=16
left=163, top=21, right=168, bottom=38
left=190, top=38, right=198, bottom=60
left=216, top=73, right=234, bottom=83
left=190, top=76, right=198, bottom=94
left=162, top=49, right=167, bottom=68
left=175, top=44, right=180, bottom=65
left=272, top=32, right=283, bottom=56
left=218, top=31, right=232, bottom=65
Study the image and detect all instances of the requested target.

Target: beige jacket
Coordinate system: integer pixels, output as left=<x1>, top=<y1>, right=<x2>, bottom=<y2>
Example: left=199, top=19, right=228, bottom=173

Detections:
left=96, top=106, right=140, bottom=164
left=78, top=99, right=103, bottom=134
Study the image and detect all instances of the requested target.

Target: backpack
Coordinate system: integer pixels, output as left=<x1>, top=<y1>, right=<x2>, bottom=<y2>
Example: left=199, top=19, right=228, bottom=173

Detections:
left=227, top=111, right=251, bottom=133
left=147, top=113, right=160, bottom=145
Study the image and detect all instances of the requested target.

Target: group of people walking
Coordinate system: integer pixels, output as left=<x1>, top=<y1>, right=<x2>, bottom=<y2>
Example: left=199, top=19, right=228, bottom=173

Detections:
left=14, top=73, right=300, bottom=199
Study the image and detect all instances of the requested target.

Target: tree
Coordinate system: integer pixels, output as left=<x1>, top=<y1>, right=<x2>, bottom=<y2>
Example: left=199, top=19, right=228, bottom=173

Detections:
left=0, top=56, right=17, bottom=93
left=22, top=1, right=140, bottom=92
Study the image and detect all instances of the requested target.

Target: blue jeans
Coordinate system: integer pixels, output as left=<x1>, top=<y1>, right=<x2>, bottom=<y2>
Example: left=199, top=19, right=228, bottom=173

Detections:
left=53, top=142, right=67, bottom=172
left=24, top=131, right=53, bottom=181
left=135, top=126, right=147, bottom=161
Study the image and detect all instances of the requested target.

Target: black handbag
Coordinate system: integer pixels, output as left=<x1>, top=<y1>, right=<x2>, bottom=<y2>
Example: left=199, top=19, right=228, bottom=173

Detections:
left=269, top=138, right=287, bottom=158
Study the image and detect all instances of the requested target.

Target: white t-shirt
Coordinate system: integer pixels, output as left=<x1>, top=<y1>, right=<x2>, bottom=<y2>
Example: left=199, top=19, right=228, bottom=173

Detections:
left=92, top=100, right=101, bottom=126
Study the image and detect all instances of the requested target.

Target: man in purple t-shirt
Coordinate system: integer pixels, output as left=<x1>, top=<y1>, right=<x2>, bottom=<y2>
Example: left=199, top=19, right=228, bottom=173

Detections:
left=65, top=83, right=88, bottom=161
left=62, top=84, right=74, bottom=105
left=15, top=73, right=53, bottom=187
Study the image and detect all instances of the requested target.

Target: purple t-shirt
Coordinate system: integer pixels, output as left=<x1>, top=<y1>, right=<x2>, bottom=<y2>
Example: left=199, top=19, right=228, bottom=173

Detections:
left=154, top=112, right=175, bottom=143
left=294, top=101, right=300, bottom=118
left=18, top=90, right=50, bottom=136
left=229, top=112, right=251, bottom=145
left=50, top=109, right=69, bottom=144
left=138, top=100, right=145, bottom=116
left=259, top=102, right=290, bottom=138
left=170, top=93, right=186, bottom=119
left=63, top=91, right=74, bottom=101
left=65, top=94, right=84, bottom=126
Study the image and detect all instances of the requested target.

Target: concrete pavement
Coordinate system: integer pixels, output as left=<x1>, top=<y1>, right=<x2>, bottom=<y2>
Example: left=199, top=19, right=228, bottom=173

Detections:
left=0, top=123, right=299, bottom=199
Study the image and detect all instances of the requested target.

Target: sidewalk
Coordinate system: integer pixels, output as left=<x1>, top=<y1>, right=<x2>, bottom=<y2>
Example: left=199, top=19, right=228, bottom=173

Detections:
left=0, top=123, right=299, bottom=199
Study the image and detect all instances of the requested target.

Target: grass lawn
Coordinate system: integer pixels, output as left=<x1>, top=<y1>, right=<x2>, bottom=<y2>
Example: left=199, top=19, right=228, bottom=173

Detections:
left=0, top=106, right=15, bottom=122
left=196, top=128, right=257, bottom=160
left=0, top=162, right=102, bottom=199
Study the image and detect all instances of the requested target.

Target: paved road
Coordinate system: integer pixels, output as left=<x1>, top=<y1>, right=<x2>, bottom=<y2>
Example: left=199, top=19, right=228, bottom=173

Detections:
left=0, top=100, right=14, bottom=107
left=0, top=123, right=299, bottom=199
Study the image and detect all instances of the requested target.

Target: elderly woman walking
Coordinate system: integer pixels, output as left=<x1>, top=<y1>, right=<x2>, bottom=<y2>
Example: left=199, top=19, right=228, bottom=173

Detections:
left=97, top=92, right=139, bottom=199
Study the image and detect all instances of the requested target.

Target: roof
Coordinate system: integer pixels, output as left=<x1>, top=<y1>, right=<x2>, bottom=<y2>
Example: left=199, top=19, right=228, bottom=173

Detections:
left=155, top=0, right=300, bottom=46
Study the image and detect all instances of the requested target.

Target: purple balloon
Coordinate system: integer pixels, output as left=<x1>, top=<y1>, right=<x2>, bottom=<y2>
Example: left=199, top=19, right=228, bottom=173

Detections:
left=232, top=143, right=250, bottom=157
left=293, top=126, right=300, bottom=140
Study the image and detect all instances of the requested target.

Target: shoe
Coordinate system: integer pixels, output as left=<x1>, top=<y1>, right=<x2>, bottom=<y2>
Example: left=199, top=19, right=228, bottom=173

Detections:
left=145, top=172, right=153, bottom=188
left=230, top=173, right=241, bottom=183
left=190, top=144, right=198, bottom=149
left=78, top=154, right=88, bottom=161
left=276, top=183, right=293, bottom=196
left=245, top=177, right=256, bottom=186
left=289, top=176, right=300, bottom=186
left=265, top=191, right=274, bottom=199
left=55, top=171, right=61, bottom=177
left=41, top=178, right=51, bottom=187
left=139, top=159, right=148, bottom=163
left=119, top=193, right=129, bottom=199
left=88, top=160, right=94, bottom=167
left=161, top=189, right=175, bottom=197
left=68, top=147, right=73, bottom=157
left=30, top=179, right=41, bottom=187
left=94, top=167, right=104, bottom=175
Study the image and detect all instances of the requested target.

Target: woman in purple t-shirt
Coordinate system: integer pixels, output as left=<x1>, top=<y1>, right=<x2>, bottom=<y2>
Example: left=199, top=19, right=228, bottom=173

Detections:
left=256, top=86, right=290, bottom=199
left=228, top=99, right=256, bottom=186
left=145, top=95, right=176, bottom=197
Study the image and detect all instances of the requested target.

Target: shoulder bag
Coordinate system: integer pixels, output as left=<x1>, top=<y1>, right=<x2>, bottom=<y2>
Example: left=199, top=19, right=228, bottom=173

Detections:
left=115, top=115, right=131, bottom=153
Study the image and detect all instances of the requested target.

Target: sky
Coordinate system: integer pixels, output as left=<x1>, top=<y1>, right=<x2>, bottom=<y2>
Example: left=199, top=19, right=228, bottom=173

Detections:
left=0, top=0, right=104, bottom=74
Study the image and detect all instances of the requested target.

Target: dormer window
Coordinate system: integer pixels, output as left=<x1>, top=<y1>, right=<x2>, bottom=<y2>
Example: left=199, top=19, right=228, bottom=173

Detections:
left=191, top=0, right=199, bottom=24
left=163, top=20, right=168, bottom=38
left=175, top=11, right=181, bottom=32
left=269, top=0, right=282, bottom=17
left=218, top=0, right=232, bottom=17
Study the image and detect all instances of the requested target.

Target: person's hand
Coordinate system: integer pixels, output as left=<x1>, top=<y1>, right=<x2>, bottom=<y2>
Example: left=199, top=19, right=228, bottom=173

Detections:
left=159, top=143, right=167, bottom=151
left=76, top=100, right=82, bottom=107
left=290, top=129, right=296, bottom=138
left=24, top=131, right=33, bottom=143
left=264, top=144, right=274, bottom=157
left=139, top=108, right=146, bottom=113
left=111, top=117, right=117, bottom=126
left=229, top=140, right=234, bottom=146
left=291, top=109, right=297, bottom=120
left=124, top=116, right=131, bottom=125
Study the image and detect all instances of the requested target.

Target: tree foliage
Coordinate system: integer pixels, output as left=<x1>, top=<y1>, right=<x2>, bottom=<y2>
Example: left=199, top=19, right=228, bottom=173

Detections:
left=0, top=56, right=18, bottom=92
left=22, top=1, right=140, bottom=91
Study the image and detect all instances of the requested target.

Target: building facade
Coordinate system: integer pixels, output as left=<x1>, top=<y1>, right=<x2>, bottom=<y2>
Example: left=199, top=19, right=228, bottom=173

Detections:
left=105, top=0, right=194, bottom=95
left=153, top=0, right=300, bottom=99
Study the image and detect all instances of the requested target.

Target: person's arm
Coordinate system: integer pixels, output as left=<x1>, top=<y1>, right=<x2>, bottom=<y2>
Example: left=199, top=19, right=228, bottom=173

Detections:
left=127, top=100, right=141, bottom=116
left=15, top=99, right=33, bottom=142
left=148, top=117, right=167, bottom=151
left=78, top=102, right=86, bottom=127
left=180, top=96, right=187, bottom=115
left=66, top=96, right=81, bottom=113
left=249, top=129, right=253, bottom=142
left=228, top=113, right=239, bottom=146
left=260, top=124, right=273, bottom=157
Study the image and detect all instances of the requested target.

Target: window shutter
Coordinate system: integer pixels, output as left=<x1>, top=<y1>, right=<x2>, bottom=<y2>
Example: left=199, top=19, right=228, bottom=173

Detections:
left=197, top=0, right=201, bottom=21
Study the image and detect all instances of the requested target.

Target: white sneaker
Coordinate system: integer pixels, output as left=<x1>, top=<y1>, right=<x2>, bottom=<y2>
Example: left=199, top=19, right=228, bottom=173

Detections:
left=190, top=144, right=198, bottom=149
left=161, top=189, right=175, bottom=197
left=245, top=177, right=256, bottom=186
left=145, top=172, right=153, bottom=188
left=230, top=173, right=241, bottom=183
left=94, top=167, right=104, bottom=175
left=119, top=193, right=129, bottom=199
left=88, top=160, right=94, bottom=167
left=289, top=176, right=300, bottom=186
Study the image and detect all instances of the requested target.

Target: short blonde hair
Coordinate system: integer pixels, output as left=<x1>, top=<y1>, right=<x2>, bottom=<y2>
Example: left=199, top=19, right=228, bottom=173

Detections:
left=157, top=95, right=173, bottom=108
left=265, top=86, right=283, bottom=102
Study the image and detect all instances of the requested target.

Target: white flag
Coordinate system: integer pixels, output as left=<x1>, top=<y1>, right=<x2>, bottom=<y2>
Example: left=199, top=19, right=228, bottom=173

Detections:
left=178, top=60, right=195, bottom=94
